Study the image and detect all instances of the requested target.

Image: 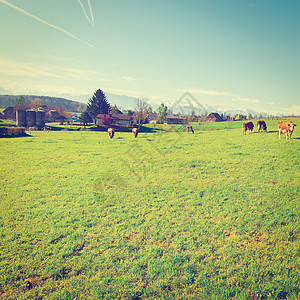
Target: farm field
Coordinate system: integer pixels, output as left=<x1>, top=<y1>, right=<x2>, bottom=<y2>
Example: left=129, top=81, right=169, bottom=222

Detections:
left=0, top=120, right=299, bottom=299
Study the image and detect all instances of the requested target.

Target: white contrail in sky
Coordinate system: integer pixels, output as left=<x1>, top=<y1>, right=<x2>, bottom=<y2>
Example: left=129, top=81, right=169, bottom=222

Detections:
left=77, top=0, right=95, bottom=26
left=0, top=0, right=94, bottom=47
left=87, top=0, right=95, bottom=25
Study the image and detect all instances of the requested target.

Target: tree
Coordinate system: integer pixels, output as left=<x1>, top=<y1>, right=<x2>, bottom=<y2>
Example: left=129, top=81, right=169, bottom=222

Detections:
left=15, top=95, right=25, bottom=106
left=110, top=105, right=122, bottom=115
left=80, top=111, right=92, bottom=126
left=134, top=99, right=150, bottom=126
left=77, top=104, right=85, bottom=113
left=234, top=114, right=242, bottom=121
left=87, top=89, right=110, bottom=123
left=57, top=105, right=72, bottom=119
left=15, top=96, right=27, bottom=110
left=167, top=108, right=173, bottom=115
left=29, top=98, right=42, bottom=109
left=127, top=110, right=134, bottom=116
left=199, top=116, right=208, bottom=130
left=157, top=103, right=168, bottom=124
left=190, top=109, right=197, bottom=122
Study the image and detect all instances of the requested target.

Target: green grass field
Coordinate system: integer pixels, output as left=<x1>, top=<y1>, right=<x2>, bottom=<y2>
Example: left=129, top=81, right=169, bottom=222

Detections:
left=0, top=119, right=299, bottom=299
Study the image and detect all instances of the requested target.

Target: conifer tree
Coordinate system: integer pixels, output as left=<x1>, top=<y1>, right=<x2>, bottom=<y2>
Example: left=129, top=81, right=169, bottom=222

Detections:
left=87, top=89, right=110, bottom=122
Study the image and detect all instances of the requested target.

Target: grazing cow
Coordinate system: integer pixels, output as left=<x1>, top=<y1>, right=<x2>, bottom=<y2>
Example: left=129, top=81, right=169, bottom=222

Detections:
left=43, top=126, right=51, bottom=131
left=278, top=120, right=297, bottom=139
left=257, top=120, right=267, bottom=133
left=132, top=128, right=139, bottom=138
left=28, top=126, right=37, bottom=131
left=186, top=126, right=194, bottom=134
left=107, top=128, right=115, bottom=139
left=242, top=122, right=254, bottom=135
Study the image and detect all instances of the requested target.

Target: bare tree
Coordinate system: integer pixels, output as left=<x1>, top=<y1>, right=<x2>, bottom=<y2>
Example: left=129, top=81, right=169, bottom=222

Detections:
left=134, top=99, right=150, bottom=126
left=227, top=117, right=233, bottom=129
left=198, top=108, right=208, bottom=130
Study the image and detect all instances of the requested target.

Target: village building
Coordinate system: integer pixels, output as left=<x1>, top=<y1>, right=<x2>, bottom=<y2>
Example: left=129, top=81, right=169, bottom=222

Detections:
left=70, top=113, right=80, bottom=122
left=96, top=113, right=133, bottom=127
left=2, top=105, right=67, bottom=123
left=2, top=106, right=16, bottom=120
left=45, top=110, right=68, bottom=123
left=206, top=112, right=223, bottom=122
left=148, top=113, right=158, bottom=124
left=166, top=115, right=187, bottom=124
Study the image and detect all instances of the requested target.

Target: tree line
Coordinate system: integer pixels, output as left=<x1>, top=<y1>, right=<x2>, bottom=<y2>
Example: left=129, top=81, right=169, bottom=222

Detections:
left=80, top=89, right=170, bottom=126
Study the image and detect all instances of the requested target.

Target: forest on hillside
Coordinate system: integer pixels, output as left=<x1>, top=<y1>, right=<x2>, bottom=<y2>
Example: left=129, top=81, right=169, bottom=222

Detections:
left=0, top=95, right=86, bottom=112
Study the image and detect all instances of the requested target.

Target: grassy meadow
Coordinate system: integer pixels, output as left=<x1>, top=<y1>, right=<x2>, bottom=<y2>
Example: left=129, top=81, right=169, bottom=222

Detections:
left=0, top=119, right=299, bottom=299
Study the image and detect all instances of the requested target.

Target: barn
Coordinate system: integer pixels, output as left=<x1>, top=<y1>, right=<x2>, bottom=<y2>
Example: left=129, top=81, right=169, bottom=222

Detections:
left=166, top=115, right=187, bottom=124
left=2, top=107, right=16, bottom=120
left=207, top=113, right=223, bottom=122
left=96, top=114, right=133, bottom=127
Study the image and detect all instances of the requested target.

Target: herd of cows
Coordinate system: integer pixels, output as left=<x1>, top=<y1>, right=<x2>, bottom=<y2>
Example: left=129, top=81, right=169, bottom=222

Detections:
left=242, top=120, right=297, bottom=139
left=106, top=120, right=297, bottom=140
left=28, top=119, right=297, bottom=140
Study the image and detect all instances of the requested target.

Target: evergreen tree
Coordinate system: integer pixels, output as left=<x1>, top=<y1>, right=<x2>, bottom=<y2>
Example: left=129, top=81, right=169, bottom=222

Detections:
left=80, top=111, right=93, bottom=126
left=87, top=89, right=110, bottom=122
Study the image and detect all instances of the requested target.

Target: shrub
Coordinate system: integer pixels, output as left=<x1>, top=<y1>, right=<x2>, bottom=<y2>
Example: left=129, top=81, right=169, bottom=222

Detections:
left=101, top=116, right=113, bottom=125
left=0, top=127, right=26, bottom=136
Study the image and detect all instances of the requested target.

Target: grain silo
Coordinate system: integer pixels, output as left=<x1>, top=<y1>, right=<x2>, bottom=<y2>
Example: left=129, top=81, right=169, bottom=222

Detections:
left=16, top=110, right=27, bottom=127
left=36, top=109, right=45, bottom=128
left=26, top=109, right=36, bottom=127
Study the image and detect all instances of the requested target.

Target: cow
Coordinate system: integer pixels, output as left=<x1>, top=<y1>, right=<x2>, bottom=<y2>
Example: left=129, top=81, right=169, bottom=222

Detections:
left=107, top=128, right=115, bottom=139
left=186, top=126, right=194, bottom=134
left=43, top=126, right=51, bottom=131
left=28, top=126, right=37, bottom=131
left=132, top=128, right=139, bottom=138
left=257, top=120, right=267, bottom=133
left=278, top=120, right=297, bottom=139
left=242, top=122, right=254, bottom=135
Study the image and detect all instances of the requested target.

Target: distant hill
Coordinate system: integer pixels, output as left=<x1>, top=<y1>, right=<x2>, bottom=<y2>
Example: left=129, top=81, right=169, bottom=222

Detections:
left=0, top=95, right=86, bottom=112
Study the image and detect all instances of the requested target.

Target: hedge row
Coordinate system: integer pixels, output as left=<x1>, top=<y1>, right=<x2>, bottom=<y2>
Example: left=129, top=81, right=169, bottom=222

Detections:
left=0, top=127, right=26, bottom=136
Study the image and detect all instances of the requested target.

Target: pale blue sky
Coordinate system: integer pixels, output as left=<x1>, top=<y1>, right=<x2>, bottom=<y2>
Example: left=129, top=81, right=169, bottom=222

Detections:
left=0, top=0, right=299, bottom=114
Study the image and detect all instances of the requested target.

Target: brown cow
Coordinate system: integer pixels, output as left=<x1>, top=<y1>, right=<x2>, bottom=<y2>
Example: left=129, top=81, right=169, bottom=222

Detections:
left=107, top=128, right=115, bottom=139
left=186, top=126, right=194, bottom=134
left=257, top=120, right=267, bottom=133
left=278, top=120, right=296, bottom=139
left=242, top=122, right=254, bottom=135
left=132, top=128, right=139, bottom=138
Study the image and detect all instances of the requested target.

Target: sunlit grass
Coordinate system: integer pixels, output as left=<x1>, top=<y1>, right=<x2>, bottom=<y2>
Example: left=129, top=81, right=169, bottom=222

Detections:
left=0, top=120, right=299, bottom=299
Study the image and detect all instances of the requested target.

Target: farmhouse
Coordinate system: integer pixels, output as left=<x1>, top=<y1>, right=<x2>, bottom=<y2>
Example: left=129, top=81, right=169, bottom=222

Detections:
left=70, top=113, right=80, bottom=122
left=207, top=113, right=223, bottom=122
left=166, top=115, right=187, bottom=124
left=96, top=113, right=133, bottom=127
left=45, top=110, right=68, bottom=123
left=3, top=106, right=15, bottom=120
